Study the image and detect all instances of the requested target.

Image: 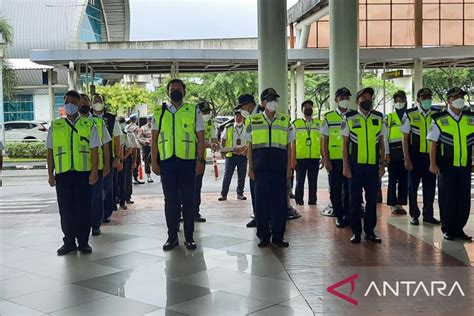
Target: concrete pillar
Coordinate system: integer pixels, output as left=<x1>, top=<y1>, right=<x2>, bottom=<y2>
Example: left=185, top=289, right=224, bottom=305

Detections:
left=329, top=0, right=359, bottom=110
left=75, top=63, right=82, bottom=92
left=414, top=58, right=423, bottom=104
left=290, top=68, right=296, bottom=121
left=257, top=0, right=288, bottom=112
left=67, top=61, right=75, bottom=91
left=0, top=46, right=5, bottom=147
left=47, top=69, right=55, bottom=121
left=299, top=24, right=310, bottom=49
left=296, top=64, right=305, bottom=118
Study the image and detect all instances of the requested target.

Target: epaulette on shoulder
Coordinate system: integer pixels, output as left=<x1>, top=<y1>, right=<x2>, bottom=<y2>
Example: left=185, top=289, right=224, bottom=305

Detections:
left=371, top=110, right=383, bottom=118
left=431, top=110, right=448, bottom=120
left=406, top=108, right=418, bottom=114
left=344, top=110, right=358, bottom=118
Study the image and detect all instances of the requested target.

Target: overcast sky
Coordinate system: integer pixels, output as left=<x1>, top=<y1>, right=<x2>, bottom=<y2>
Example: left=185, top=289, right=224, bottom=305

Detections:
left=130, top=0, right=299, bottom=41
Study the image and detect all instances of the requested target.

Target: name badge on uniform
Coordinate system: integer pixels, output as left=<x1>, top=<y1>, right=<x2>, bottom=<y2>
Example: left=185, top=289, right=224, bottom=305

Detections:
left=372, top=119, right=379, bottom=126
left=352, top=119, right=360, bottom=128
left=413, top=115, right=420, bottom=122
left=236, top=139, right=241, bottom=146
left=440, top=119, right=449, bottom=126
left=306, top=138, right=312, bottom=146
left=468, top=118, right=474, bottom=126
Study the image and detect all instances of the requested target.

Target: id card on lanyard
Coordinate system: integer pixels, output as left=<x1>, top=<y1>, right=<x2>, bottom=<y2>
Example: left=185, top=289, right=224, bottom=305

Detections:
left=305, top=120, right=312, bottom=146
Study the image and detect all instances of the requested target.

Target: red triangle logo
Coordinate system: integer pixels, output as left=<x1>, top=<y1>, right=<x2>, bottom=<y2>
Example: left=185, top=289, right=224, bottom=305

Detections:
left=327, top=273, right=359, bottom=305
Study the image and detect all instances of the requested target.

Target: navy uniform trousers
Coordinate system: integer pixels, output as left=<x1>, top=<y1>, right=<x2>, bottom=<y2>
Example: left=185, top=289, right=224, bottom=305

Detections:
left=56, top=171, right=92, bottom=247
left=328, top=160, right=349, bottom=221
left=408, top=153, right=436, bottom=220
left=295, top=158, right=320, bottom=205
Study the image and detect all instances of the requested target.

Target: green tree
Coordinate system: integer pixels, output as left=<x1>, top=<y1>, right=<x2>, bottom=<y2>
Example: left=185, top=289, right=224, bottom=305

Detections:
left=96, top=83, right=153, bottom=116
left=0, top=17, right=17, bottom=99
left=362, top=72, right=403, bottom=111
left=423, top=68, right=474, bottom=105
left=304, top=73, right=330, bottom=119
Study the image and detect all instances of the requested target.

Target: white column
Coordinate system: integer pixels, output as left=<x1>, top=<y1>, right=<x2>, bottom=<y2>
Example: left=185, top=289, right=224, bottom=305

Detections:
left=0, top=48, right=4, bottom=147
left=290, top=68, right=296, bottom=121
left=47, top=69, right=55, bottom=121
left=296, top=64, right=305, bottom=118
left=257, top=0, right=288, bottom=112
left=68, top=61, right=75, bottom=91
left=414, top=58, right=423, bottom=102
left=329, top=0, right=359, bottom=110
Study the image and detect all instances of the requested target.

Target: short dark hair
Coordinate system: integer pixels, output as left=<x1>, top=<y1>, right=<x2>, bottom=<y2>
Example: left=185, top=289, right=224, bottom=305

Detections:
left=167, top=79, right=186, bottom=93
left=63, top=90, right=81, bottom=101
left=301, top=100, right=313, bottom=109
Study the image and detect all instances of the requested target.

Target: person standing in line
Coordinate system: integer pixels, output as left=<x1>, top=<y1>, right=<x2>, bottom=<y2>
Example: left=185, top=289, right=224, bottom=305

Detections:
left=138, top=116, right=154, bottom=183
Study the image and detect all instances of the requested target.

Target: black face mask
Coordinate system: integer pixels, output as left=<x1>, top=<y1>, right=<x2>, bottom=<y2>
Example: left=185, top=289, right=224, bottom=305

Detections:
left=79, top=105, right=91, bottom=115
left=170, top=91, right=183, bottom=102
left=360, top=100, right=372, bottom=111
left=304, top=109, right=313, bottom=117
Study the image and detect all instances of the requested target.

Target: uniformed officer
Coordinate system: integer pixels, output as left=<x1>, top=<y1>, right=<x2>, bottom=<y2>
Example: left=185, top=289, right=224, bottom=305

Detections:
left=291, top=100, right=322, bottom=205
left=401, top=88, right=440, bottom=226
left=138, top=116, right=154, bottom=183
left=78, top=94, right=112, bottom=236
left=91, top=94, right=124, bottom=224
left=385, top=90, right=408, bottom=215
left=151, top=79, right=205, bottom=251
left=321, top=87, right=351, bottom=228
left=246, top=88, right=295, bottom=248
left=46, top=90, right=100, bottom=255
left=234, top=94, right=262, bottom=228
left=121, top=118, right=140, bottom=208
left=342, top=87, right=386, bottom=244
left=194, top=101, right=219, bottom=222
left=128, top=115, right=144, bottom=185
left=428, top=87, right=473, bottom=241
left=219, top=109, right=248, bottom=201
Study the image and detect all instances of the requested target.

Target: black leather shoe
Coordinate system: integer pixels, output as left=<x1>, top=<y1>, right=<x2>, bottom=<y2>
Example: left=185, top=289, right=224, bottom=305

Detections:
left=184, top=239, right=197, bottom=250
left=258, top=239, right=270, bottom=248
left=457, top=232, right=472, bottom=241
left=246, top=218, right=257, bottom=228
left=272, top=239, right=289, bottom=248
left=296, top=201, right=304, bottom=206
left=103, top=218, right=111, bottom=224
left=119, top=203, right=127, bottom=210
left=91, top=228, right=101, bottom=236
left=163, top=239, right=179, bottom=251
left=443, top=233, right=456, bottom=241
left=237, top=195, right=247, bottom=200
left=78, top=244, right=92, bottom=254
left=126, top=200, right=135, bottom=204
left=410, top=217, right=419, bottom=225
left=423, top=217, right=441, bottom=225
left=335, top=219, right=346, bottom=228
left=365, top=235, right=382, bottom=243
left=57, top=244, right=77, bottom=256
left=350, top=235, right=361, bottom=244
left=195, top=215, right=206, bottom=223
left=308, top=201, right=317, bottom=205
left=218, top=196, right=227, bottom=201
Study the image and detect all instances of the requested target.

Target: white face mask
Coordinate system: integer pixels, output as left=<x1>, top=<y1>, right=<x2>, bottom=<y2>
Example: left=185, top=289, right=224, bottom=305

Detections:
left=394, top=102, right=406, bottom=110
left=240, top=110, right=250, bottom=118
left=64, top=103, right=78, bottom=116
left=92, top=102, right=104, bottom=112
left=451, top=98, right=465, bottom=109
left=266, top=101, right=278, bottom=113
left=338, top=100, right=350, bottom=109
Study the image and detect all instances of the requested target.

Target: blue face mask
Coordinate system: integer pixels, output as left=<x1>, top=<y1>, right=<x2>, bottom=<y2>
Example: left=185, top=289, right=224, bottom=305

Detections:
left=420, top=99, right=432, bottom=110
left=64, top=103, right=78, bottom=115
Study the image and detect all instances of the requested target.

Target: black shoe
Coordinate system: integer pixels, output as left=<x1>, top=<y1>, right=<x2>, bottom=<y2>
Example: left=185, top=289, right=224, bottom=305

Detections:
left=57, top=244, right=77, bottom=256
left=237, top=195, right=247, bottom=200
left=133, top=178, right=145, bottom=185
left=126, top=200, right=135, bottom=204
left=423, top=217, right=441, bottom=225
left=350, top=235, right=361, bottom=244
left=78, top=244, right=92, bottom=254
left=289, top=193, right=296, bottom=199
left=184, top=239, right=197, bottom=250
left=246, top=218, right=257, bottom=228
left=296, top=201, right=304, bottom=206
left=91, top=228, right=101, bottom=236
left=163, top=238, right=179, bottom=251
left=272, top=239, right=289, bottom=248
left=102, top=218, right=111, bottom=224
left=308, top=201, right=317, bottom=205
left=410, top=217, right=419, bottom=225
left=195, top=215, right=206, bottom=223
left=287, top=208, right=302, bottom=220
left=398, top=207, right=407, bottom=214
left=218, top=196, right=227, bottom=201
left=443, top=233, right=456, bottom=241
left=457, top=232, right=472, bottom=241
left=335, top=219, right=346, bottom=228
left=365, top=235, right=382, bottom=243
left=119, top=203, right=127, bottom=210
left=258, top=239, right=270, bottom=247
left=147, top=176, right=154, bottom=183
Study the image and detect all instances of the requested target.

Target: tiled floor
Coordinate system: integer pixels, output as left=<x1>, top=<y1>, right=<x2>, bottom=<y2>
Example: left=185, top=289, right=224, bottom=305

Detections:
left=0, top=190, right=473, bottom=315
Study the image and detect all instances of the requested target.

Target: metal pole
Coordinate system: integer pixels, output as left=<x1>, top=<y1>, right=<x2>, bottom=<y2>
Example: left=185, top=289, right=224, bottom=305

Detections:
left=383, top=63, right=386, bottom=114
left=0, top=38, right=5, bottom=147
left=48, top=68, right=55, bottom=122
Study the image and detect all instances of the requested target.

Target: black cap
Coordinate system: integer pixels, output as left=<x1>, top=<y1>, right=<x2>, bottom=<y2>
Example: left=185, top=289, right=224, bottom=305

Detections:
left=301, top=100, right=314, bottom=107
left=236, top=94, right=255, bottom=108
left=416, top=88, right=433, bottom=98
left=447, top=87, right=467, bottom=98
left=260, top=88, right=280, bottom=101
left=197, top=101, right=211, bottom=112
left=335, top=87, right=352, bottom=97
left=356, top=87, right=375, bottom=100
left=393, top=90, right=406, bottom=99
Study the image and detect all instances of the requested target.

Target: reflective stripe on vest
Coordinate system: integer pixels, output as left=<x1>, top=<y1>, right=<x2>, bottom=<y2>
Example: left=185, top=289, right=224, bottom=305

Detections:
left=154, top=104, right=197, bottom=160
left=249, top=113, right=289, bottom=150
left=226, top=126, right=234, bottom=158
left=52, top=117, right=93, bottom=174
left=92, top=117, right=104, bottom=170
left=407, top=110, right=433, bottom=154
left=347, top=113, right=382, bottom=165
left=293, top=118, right=322, bottom=159
left=434, top=113, right=474, bottom=167
left=325, top=111, right=343, bottom=160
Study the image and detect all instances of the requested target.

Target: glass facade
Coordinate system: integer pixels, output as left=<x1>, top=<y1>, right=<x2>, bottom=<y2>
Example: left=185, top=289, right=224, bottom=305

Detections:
left=79, top=0, right=104, bottom=42
left=4, top=95, right=34, bottom=122
left=307, top=0, right=474, bottom=48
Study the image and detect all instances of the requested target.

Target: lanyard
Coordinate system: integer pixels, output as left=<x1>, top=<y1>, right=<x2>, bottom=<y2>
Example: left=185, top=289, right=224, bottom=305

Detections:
left=304, top=119, right=313, bottom=137
left=235, top=125, right=244, bottom=139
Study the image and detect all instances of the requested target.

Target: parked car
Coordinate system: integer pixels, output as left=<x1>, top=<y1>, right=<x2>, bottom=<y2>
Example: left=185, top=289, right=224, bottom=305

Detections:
left=5, top=121, right=49, bottom=142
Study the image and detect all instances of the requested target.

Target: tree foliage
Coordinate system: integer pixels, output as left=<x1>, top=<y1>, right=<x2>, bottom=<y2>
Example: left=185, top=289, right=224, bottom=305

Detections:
left=361, top=72, right=403, bottom=111
left=423, top=68, right=474, bottom=105
left=96, top=83, right=153, bottom=116
left=0, top=17, right=17, bottom=99
left=304, top=73, right=330, bottom=118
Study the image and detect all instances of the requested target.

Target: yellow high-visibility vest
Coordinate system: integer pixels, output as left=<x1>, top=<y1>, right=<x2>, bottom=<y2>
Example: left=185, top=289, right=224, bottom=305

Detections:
left=324, top=111, right=344, bottom=160
left=293, top=118, right=322, bottom=159
left=346, top=110, right=383, bottom=165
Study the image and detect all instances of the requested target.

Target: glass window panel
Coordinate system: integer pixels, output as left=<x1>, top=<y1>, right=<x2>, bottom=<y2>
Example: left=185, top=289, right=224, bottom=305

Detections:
left=440, top=3, right=463, bottom=19
left=465, top=4, right=474, bottom=19
left=367, top=4, right=391, bottom=20
left=465, top=21, right=474, bottom=44
left=423, top=20, right=440, bottom=46
left=440, top=20, right=463, bottom=45
left=3, top=95, right=34, bottom=122
left=317, top=21, right=329, bottom=48
left=392, top=20, right=415, bottom=46
left=392, top=4, right=415, bottom=19
left=423, top=3, right=439, bottom=19
left=367, top=20, right=391, bottom=46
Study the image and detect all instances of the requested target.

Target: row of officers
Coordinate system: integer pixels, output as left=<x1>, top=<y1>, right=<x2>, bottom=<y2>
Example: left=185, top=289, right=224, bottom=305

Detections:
left=47, top=81, right=473, bottom=255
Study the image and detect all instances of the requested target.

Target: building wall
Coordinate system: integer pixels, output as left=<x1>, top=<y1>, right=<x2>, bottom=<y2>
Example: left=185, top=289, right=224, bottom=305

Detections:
left=33, top=94, right=50, bottom=122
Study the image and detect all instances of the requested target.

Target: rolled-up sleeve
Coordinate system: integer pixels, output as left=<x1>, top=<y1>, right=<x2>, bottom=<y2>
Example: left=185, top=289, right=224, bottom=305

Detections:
left=112, top=120, right=123, bottom=137
left=320, top=119, right=329, bottom=136
left=195, top=109, right=205, bottom=132
left=101, top=122, right=112, bottom=144
left=400, top=114, right=411, bottom=134
left=288, top=125, right=296, bottom=144
left=89, top=125, right=102, bottom=149
left=46, top=128, right=54, bottom=149
left=426, top=121, right=441, bottom=142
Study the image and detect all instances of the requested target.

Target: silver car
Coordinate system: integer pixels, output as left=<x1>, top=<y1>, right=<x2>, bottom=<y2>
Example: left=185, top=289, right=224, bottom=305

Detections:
left=4, top=121, right=49, bottom=142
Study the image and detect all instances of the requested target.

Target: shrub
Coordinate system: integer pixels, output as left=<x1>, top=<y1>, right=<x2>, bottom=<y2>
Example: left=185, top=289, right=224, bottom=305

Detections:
left=5, top=142, right=48, bottom=159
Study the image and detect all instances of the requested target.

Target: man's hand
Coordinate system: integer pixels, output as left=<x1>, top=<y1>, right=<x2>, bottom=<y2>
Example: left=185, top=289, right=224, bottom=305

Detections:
left=152, top=161, right=160, bottom=175
left=287, top=168, right=292, bottom=180
left=113, top=158, right=123, bottom=171
left=248, top=169, right=255, bottom=181
left=291, top=158, right=297, bottom=170
left=103, top=164, right=110, bottom=177
left=48, top=174, right=56, bottom=187
left=429, top=164, right=440, bottom=176
left=385, top=154, right=391, bottom=166
left=89, top=171, right=98, bottom=185
left=196, top=161, right=205, bottom=175
left=404, top=159, right=413, bottom=171
left=343, top=164, right=352, bottom=179
left=324, top=158, right=333, bottom=172
left=378, top=165, right=385, bottom=178
left=210, top=142, right=219, bottom=152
